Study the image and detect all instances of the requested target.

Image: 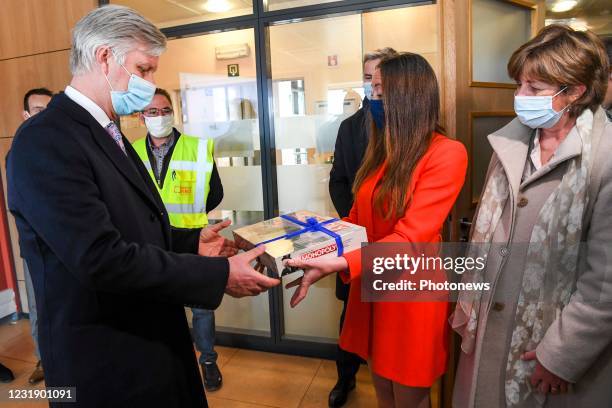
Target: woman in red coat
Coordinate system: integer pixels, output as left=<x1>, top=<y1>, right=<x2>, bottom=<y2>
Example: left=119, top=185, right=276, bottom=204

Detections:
left=286, top=53, right=467, bottom=407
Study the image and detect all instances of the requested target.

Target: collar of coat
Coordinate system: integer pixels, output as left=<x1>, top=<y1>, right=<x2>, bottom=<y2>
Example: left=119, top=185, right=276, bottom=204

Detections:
left=487, top=108, right=608, bottom=196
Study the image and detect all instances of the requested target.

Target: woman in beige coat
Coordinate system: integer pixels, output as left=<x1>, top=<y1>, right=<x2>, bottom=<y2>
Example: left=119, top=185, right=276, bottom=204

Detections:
left=452, top=24, right=611, bottom=407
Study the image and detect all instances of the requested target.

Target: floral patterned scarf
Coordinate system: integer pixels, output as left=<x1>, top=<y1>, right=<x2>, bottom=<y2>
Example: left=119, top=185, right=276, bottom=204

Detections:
left=451, top=109, right=594, bottom=407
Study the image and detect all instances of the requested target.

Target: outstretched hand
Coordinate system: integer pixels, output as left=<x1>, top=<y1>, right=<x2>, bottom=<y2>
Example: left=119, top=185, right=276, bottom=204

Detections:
left=198, top=219, right=239, bottom=257
left=226, top=245, right=280, bottom=297
left=284, top=256, right=348, bottom=307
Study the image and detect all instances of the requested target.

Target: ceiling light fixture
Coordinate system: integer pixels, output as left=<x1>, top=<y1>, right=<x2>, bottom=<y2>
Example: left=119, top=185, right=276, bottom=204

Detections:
left=204, top=0, right=232, bottom=13
left=568, top=18, right=589, bottom=31
left=546, top=17, right=589, bottom=31
left=551, top=0, right=578, bottom=13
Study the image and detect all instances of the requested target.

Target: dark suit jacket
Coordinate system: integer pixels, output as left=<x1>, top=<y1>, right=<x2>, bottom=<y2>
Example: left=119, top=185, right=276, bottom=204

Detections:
left=328, top=98, right=369, bottom=300
left=6, top=93, right=229, bottom=408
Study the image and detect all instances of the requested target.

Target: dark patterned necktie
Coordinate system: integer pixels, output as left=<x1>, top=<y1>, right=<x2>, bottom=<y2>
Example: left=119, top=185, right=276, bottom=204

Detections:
left=105, top=122, right=127, bottom=155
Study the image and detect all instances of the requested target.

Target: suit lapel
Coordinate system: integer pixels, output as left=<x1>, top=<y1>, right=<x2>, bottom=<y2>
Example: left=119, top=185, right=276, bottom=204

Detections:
left=487, top=118, right=531, bottom=202
left=89, top=120, right=162, bottom=209
left=124, top=142, right=165, bottom=210
left=124, top=142, right=172, bottom=246
left=357, top=110, right=369, bottom=159
left=359, top=103, right=370, bottom=144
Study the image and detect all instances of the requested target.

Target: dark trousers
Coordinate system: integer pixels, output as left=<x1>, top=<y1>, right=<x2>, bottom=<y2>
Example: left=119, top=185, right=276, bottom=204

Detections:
left=336, top=296, right=364, bottom=381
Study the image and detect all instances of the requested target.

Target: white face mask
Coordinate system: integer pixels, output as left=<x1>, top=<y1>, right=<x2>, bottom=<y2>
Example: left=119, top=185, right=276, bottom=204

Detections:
left=514, top=87, right=569, bottom=129
left=144, top=115, right=174, bottom=138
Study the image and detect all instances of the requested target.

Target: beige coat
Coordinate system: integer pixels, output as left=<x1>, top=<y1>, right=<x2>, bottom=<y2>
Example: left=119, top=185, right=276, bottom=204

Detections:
left=453, top=108, right=612, bottom=408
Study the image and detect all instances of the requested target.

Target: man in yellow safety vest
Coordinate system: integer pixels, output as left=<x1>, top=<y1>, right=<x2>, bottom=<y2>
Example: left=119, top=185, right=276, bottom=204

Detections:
left=133, top=88, right=225, bottom=391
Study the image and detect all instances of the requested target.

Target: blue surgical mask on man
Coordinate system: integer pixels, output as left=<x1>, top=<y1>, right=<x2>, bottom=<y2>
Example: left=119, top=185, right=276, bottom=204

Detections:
left=104, top=52, right=156, bottom=116
left=514, top=87, right=569, bottom=129
left=364, top=82, right=373, bottom=100
left=369, top=99, right=385, bottom=130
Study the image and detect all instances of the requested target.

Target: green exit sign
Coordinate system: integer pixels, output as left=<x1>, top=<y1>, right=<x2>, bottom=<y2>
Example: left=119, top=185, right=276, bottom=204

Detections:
left=227, top=64, right=240, bottom=77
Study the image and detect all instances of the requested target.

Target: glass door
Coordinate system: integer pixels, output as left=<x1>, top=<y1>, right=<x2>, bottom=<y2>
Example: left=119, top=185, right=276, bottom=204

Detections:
left=171, top=32, right=270, bottom=337
left=267, top=4, right=441, bottom=345
left=111, top=0, right=441, bottom=356
left=120, top=28, right=272, bottom=339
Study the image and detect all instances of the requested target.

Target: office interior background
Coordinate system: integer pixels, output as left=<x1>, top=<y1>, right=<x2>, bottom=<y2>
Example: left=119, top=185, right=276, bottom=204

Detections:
left=0, top=0, right=609, bottom=406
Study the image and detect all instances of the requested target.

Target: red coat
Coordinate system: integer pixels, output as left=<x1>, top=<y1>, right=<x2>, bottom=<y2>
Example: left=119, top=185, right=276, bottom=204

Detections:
left=339, top=133, right=468, bottom=387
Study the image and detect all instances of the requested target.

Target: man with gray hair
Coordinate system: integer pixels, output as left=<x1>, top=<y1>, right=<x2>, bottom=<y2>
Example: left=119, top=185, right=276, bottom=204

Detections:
left=6, top=5, right=278, bottom=407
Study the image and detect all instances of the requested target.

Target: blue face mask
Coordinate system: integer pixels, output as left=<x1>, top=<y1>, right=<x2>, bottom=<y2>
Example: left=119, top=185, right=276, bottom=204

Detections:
left=364, top=82, right=373, bottom=100
left=369, top=99, right=385, bottom=130
left=104, top=54, right=156, bottom=116
left=514, top=87, right=569, bottom=129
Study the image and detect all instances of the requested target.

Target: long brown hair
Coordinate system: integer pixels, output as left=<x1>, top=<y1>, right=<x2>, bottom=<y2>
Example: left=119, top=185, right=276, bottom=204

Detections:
left=352, top=52, right=442, bottom=220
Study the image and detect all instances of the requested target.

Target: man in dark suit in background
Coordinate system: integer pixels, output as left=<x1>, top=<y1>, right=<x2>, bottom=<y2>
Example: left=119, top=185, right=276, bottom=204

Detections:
left=327, top=47, right=397, bottom=408
left=6, top=5, right=278, bottom=407
left=0, top=88, right=56, bottom=386
left=20, top=87, right=54, bottom=385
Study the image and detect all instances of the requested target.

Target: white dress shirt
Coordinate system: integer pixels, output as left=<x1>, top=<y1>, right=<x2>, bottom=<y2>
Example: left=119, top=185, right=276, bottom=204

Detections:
left=64, top=85, right=112, bottom=129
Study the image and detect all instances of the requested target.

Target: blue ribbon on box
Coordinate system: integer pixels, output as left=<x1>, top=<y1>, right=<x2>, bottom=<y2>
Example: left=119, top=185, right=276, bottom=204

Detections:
left=257, top=214, right=344, bottom=256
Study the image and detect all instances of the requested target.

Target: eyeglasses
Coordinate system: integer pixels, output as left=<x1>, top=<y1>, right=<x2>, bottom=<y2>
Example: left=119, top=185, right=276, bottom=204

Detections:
left=142, top=107, right=173, bottom=117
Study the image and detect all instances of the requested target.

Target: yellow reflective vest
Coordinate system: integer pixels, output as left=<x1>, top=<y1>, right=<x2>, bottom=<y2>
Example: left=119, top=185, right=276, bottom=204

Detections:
left=133, top=133, right=214, bottom=229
